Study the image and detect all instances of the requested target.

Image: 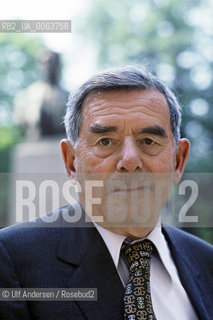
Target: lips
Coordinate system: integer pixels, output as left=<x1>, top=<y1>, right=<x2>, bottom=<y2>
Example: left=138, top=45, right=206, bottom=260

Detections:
left=105, top=182, right=152, bottom=196
left=113, top=185, right=147, bottom=193
left=90, top=172, right=154, bottom=195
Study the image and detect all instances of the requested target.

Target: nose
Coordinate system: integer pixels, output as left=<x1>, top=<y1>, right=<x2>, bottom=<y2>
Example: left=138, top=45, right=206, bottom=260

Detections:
left=116, top=137, right=142, bottom=172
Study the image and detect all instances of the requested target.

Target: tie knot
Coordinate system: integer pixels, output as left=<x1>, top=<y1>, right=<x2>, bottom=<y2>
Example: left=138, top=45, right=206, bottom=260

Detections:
left=122, top=239, right=153, bottom=273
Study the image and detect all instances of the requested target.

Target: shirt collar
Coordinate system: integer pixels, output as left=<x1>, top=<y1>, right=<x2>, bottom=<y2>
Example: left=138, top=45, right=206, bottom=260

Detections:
left=93, top=222, right=126, bottom=268
left=93, top=220, right=175, bottom=282
left=146, top=221, right=173, bottom=281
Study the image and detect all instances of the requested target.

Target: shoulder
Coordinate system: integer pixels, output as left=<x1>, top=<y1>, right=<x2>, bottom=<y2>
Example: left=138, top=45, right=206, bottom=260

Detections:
left=0, top=208, right=62, bottom=243
left=0, top=216, right=60, bottom=266
left=0, top=204, right=79, bottom=254
left=0, top=203, right=92, bottom=255
left=163, top=225, right=213, bottom=262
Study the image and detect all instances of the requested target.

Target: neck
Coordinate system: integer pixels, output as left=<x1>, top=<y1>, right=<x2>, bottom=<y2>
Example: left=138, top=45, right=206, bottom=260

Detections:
left=96, top=224, right=156, bottom=240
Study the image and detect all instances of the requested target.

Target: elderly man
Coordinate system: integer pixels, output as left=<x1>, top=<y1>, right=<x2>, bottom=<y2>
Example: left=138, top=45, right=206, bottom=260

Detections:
left=0, top=66, right=212, bottom=320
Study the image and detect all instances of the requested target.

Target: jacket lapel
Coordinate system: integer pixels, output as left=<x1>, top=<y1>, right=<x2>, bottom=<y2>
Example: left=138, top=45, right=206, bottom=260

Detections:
left=163, top=226, right=210, bottom=320
left=56, top=204, right=124, bottom=320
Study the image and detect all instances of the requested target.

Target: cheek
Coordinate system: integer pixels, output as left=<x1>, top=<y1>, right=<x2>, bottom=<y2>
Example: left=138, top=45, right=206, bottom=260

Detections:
left=146, top=152, right=175, bottom=172
left=76, top=147, right=116, bottom=172
left=88, top=157, right=116, bottom=172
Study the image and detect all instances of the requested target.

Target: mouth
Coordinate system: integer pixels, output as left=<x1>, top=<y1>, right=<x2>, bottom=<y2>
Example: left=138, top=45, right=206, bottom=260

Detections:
left=111, top=185, right=150, bottom=194
left=103, top=174, right=153, bottom=196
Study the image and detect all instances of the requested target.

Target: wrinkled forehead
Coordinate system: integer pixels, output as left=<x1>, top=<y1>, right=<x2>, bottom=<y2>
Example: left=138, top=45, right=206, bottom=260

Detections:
left=81, top=88, right=170, bottom=119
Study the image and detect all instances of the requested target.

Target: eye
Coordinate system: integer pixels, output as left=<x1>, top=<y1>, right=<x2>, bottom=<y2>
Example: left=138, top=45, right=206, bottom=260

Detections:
left=99, top=138, right=112, bottom=146
left=144, top=138, right=155, bottom=145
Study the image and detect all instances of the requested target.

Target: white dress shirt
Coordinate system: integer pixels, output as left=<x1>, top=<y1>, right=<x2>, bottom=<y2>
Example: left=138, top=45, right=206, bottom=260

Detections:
left=93, top=221, right=198, bottom=320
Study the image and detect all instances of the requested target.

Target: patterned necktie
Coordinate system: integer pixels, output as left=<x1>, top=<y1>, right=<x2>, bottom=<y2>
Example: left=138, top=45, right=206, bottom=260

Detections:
left=122, top=239, right=157, bottom=320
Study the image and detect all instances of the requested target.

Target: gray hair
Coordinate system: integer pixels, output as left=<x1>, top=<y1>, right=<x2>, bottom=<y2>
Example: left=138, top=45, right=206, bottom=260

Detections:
left=64, top=65, right=181, bottom=146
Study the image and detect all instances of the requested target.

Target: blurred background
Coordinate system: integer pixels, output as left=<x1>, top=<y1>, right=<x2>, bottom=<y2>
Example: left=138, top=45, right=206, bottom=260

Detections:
left=0, top=0, right=212, bottom=242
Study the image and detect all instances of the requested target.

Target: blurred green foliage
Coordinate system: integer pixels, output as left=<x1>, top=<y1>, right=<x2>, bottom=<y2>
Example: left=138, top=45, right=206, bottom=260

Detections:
left=0, top=33, right=45, bottom=172
left=0, top=127, right=22, bottom=172
left=0, top=33, right=45, bottom=226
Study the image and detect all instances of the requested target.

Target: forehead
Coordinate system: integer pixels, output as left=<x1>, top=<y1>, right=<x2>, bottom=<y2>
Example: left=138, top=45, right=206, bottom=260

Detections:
left=81, top=89, right=171, bottom=130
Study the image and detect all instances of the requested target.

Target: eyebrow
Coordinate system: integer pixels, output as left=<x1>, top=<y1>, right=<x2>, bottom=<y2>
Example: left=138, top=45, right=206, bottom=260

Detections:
left=89, top=124, right=117, bottom=134
left=138, top=125, right=167, bottom=137
left=89, top=124, right=167, bottom=137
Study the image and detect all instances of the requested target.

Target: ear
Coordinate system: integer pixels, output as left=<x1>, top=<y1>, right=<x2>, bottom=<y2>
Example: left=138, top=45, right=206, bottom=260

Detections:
left=174, top=138, right=190, bottom=184
left=60, top=139, right=76, bottom=178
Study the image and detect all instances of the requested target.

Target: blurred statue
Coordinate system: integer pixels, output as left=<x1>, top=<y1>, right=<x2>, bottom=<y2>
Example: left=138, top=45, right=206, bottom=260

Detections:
left=13, top=49, right=68, bottom=140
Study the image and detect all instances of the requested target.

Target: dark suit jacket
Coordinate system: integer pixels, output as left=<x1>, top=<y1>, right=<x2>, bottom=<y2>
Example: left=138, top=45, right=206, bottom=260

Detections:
left=0, top=204, right=212, bottom=320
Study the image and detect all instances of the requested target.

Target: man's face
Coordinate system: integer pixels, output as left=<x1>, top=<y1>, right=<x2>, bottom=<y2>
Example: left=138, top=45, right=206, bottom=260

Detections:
left=61, top=89, right=189, bottom=238
left=76, top=89, right=176, bottom=174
